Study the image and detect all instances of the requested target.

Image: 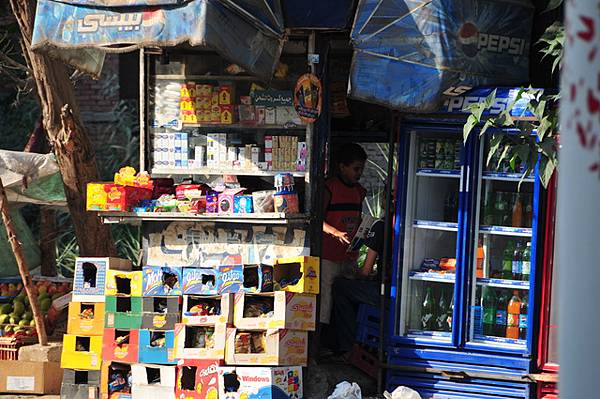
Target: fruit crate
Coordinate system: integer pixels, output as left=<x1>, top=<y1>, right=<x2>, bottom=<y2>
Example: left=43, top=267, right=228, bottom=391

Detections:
left=0, top=335, right=37, bottom=360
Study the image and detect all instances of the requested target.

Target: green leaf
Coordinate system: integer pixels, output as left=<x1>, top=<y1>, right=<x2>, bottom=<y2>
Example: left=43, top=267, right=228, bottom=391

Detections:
left=487, top=134, right=504, bottom=167
left=497, top=144, right=512, bottom=170
left=540, top=157, right=556, bottom=189
left=480, top=119, right=494, bottom=137
left=543, top=0, right=563, bottom=13
left=484, top=89, right=498, bottom=108
left=464, top=114, right=478, bottom=143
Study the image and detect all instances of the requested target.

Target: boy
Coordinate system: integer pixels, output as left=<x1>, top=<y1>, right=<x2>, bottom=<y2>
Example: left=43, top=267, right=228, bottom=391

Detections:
left=320, top=142, right=367, bottom=325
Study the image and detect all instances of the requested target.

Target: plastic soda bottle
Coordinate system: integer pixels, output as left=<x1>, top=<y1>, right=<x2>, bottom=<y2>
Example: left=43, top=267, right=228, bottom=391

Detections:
left=512, top=242, right=522, bottom=280
left=495, top=290, right=509, bottom=337
left=519, top=296, right=528, bottom=340
left=506, top=290, right=522, bottom=339
left=502, top=240, right=515, bottom=279
left=521, top=242, right=531, bottom=281
left=511, top=193, right=523, bottom=227
left=482, top=286, right=497, bottom=336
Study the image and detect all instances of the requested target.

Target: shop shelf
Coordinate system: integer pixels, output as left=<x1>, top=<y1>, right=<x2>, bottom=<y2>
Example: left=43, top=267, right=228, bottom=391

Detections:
left=482, top=171, right=535, bottom=183
left=413, top=220, right=458, bottom=232
left=179, top=123, right=306, bottom=130
left=151, top=168, right=306, bottom=177
left=408, top=271, right=456, bottom=284
left=476, top=278, right=530, bottom=290
left=99, top=211, right=310, bottom=225
left=479, top=225, right=532, bottom=237
left=415, top=168, right=461, bottom=178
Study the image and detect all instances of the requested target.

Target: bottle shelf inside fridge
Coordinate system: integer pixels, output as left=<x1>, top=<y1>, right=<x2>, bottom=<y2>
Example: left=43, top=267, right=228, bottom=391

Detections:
left=416, top=168, right=461, bottom=178
left=482, top=171, right=535, bottom=182
left=413, top=220, right=458, bottom=232
left=479, top=225, right=532, bottom=237
left=476, top=278, right=530, bottom=290
left=409, top=271, right=456, bottom=283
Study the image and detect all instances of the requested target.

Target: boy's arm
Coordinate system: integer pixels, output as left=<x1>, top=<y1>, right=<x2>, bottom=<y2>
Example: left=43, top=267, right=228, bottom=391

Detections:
left=358, top=248, right=378, bottom=277
left=322, top=186, right=351, bottom=245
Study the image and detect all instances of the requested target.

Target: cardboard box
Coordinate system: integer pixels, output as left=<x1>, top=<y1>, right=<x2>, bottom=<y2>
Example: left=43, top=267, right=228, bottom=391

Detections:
left=173, top=323, right=226, bottom=360
left=138, top=329, right=176, bottom=365
left=218, top=85, right=232, bottom=105
left=218, top=264, right=273, bottom=295
left=182, top=294, right=233, bottom=325
left=273, top=256, right=320, bottom=294
left=102, top=328, right=140, bottom=364
left=218, top=188, right=244, bottom=214
left=67, top=302, right=106, bottom=336
left=220, top=105, right=234, bottom=124
left=0, top=360, right=62, bottom=394
left=225, top=328, right=308, bottom=366
left=61, top=369, right=100, bottom=399
left=131, top=364, right=175, bottom=399
left=142, top=266, right=183, bottom=297
left=100, top=361, right=132, bottom=399
left=105, top=270, right=143, bottom=297
left=141, top=296, right=180, bottom=330
left=233, top=195, right=254, bottom=213
left=182, top=267, right=220, bottom=295
left=86, top=183, right=152, bottom=212
left=105, top=295, right=143, bottom=329
left=176, top=359, right=221, bottom=399
left=233, top=292, right=316, bottom=331
left=217, top=366, right=302, bottom=399
left=61, top=334, right=103, bottom=370
left=73, top=257, right=132, bottom=302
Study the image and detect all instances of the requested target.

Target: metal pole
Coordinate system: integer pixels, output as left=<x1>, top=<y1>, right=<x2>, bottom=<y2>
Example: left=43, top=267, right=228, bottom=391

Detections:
left=557, top=3, right=600, bottom=398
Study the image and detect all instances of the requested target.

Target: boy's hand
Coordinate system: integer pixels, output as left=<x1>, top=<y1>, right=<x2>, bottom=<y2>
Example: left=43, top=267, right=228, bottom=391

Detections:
left=333, top=230, right=351, bottom=245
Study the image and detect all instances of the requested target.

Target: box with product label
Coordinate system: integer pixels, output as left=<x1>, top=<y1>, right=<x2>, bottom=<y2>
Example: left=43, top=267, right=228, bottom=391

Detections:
left=182, top=267, right=220, bottom=295
left=217, top=366, right=302, bottom=399
left=225, top=328, right=308, bottom=366
left=106, top=270, right=143, bottom=297
left=86, top=183, right=152, bottom=212
left=138, top=329, right=176, bottom=365
left=131, top=363, right=176, bottom=399
left=218, top=264, right=273, bottom=295
left=105, top=295, right=143, bottom=329
left=73, top=257, right=132, bottom=302
left=67, top=302, right=106, bottom=336
left=176, top=359, right=222, bottom=399
left=100, top=361, right=132, bottom=399
left=61, top=334, right=103, bottom=370
left=233, top=292, right=316, bottom=331
left=142, top=266, right=183, bottom=297
left=61, top=369, right=100, bottom=399
left=182, top=294, right=233, bottom=325
left=0, top=360, right=62, bottom=394
left=173, top=322, right=226, bottom=360
left=141, top=296, right=180, bottom=330
left=102, top=328, right=140, bottom=364
left=233, top=195, right=254, bottom=213
left=218, top=188, right=245, bottom=214
left=273, top=256, right=320, bottom=294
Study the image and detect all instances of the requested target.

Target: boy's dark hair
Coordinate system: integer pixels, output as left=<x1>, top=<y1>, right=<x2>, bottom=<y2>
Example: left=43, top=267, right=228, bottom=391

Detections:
left=336, top=142, right=367, bottom=165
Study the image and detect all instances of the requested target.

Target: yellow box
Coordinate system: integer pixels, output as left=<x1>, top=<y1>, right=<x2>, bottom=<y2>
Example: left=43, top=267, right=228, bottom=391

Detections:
left=67, top=302, right=105, bottom=336
left=218, top=85, right=232, bottom=105
left=225, top=328, right=307, bottom=366
left=273, top=256, right=320, bottom=294
left=220, top=105, right=234, bottom=124
left=105, top=270, right=143, bottom=297
left=61, top=334, right=103, bottom=370
left=86, top=183, right=108, bottom=211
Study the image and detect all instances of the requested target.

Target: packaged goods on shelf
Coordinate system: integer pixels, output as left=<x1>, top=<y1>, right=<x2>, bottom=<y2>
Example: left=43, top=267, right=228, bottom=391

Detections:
left=225, top=328, right=308, bottom=366
left=233, top=195, right=254, bottom=213
left=60, top=369, right=100, bottom=399
left=87, top=183, right=153, bottom=212
left=218, top=264, right=273, bottom=294
left=218, top=188, right=245, bottom=214
left=233, top=292, right=316, bottom=331
left=151, top=81, right=181, bottom=128
left=105, top=271, right=143, bottom=297
left=104, top=296, right=143, bottom=329
left=131, top=364, right=175, bottom=399
left=142, top=266, right=183, bottom=297
left=252, top=190, right=275, bottom=213
left=61, top=334, right=103, bottom=370
left=217, top=366, right=302, bottom=399
left=297, top=142, right=307, bottom=172
left=141, top=296, right=180, bottom=331
left=102, top=328, right=140, bottom=364
left=176, top=359, right=222, bottom=399
left=173, top=322, right=227, bottom=360
left=182, top=267, right=220, bottom=295
left=273, top=256, right=320, bottom=294
left=137, top=330, right=176, bottom=365
left=67, top=302, right=105, bottom=336
left=182, top=294, right=233, bottom=325
left=100, top=361, right=132, bottom=399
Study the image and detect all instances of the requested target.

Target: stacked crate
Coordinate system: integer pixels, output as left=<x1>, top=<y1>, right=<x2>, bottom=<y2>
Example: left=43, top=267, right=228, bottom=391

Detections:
left=349, top=304, right=383, bottom=379
left=60, top=257, right=132, bottom=399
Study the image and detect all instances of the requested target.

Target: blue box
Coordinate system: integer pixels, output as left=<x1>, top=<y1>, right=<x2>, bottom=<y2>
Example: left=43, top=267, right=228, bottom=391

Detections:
left=218, top=264, right=273, bottom=294
left=138, top=329, right=176, bottom=365
left=182, top=268, right=219, bottom=295
left=142, top=266, right=183, bottom=297
left=234, top=195, right=254, bottom=213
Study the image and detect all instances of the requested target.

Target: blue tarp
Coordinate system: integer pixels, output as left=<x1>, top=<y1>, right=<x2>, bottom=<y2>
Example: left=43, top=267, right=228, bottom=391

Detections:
left=32, top=0, right=284, bottom=79
left=348, top=0, right=534, bottom=112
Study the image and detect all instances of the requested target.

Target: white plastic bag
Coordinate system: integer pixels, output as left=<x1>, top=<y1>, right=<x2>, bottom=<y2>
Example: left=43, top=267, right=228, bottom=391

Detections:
left=383, top=386, right=422, bottom=399
left=327, top=381, right=363, bottom=399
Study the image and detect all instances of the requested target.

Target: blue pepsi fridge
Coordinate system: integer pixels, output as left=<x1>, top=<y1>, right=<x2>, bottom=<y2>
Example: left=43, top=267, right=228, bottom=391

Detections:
left=387, top=88, right=542, bottom=397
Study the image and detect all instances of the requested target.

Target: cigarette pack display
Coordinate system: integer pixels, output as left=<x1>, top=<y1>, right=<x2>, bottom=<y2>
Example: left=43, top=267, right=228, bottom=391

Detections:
left=173, top=322, right=227, bottom=360
left=273, top=256, right=320, bottom=294
left=176, top=359, right=222, bottom=399
left=256, top=106, right=266, bottom=124
left=225, top=328, right=308, bottom=366
left=218, top=86, right=232, bottom=105
left=72, top=257, right=132, bottom=303
left=207, top=134, right=219, bottom=168
left=137, top=330, right=176, bottom=365
left=68, top=302, right=106, bottom=336
left=105, top=270, right=143, bottom=297
left=131, top=364, right=176, bottom=399
left=182, top=294, right=234, bottom=325
left=142, top=266, right=183, bottom=297
left=265, top=107, right=276, bottom=125
left=61, top=334, right=103, bottom=370
left=104, top=296, right=143, bottom=329
left=220, top=105, right=234, bottom=124
left=182, top=267, right=220, bottom=295
left=194, top=146, right=205, bottom=168
left=102, top=328, right=140, bottom=364
left=233, top=292, right=316, bottom=331
left=238, top=105, right=256, bottom=125
left=141, top=296, right=180, bottom=331
left=217, top=366, right=302, bottom=399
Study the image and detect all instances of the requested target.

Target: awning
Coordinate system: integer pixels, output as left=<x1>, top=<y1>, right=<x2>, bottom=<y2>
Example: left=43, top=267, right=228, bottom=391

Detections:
left=348, top=0, right=534, bottom=112
left=32, top=0, right=285, bottom=80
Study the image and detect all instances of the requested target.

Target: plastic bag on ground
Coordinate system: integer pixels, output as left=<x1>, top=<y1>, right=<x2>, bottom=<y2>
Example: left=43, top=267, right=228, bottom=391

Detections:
left=383, top=386, right=422, bottom=399
left=328, top=381, right=362, bottom=399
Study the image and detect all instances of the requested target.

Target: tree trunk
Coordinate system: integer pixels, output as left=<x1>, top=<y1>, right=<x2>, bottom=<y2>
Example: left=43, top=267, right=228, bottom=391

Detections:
left=9, top=0, right=116, bottom=257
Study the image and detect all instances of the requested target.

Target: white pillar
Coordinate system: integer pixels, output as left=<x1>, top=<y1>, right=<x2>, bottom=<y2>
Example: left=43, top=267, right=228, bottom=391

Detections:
left=558, top=2, right=600, bottom=397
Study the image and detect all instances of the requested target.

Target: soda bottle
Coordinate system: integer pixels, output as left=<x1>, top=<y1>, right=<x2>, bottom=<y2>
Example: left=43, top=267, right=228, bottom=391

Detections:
left=482, top=286, right=497, bottom=336
left=521, top=242, right=531, bottom=281
left=506, top=291, right=521, bottom=339
left=512, top=242, right=522, bottom=281
left=436, top=288, right=449, bottom=331
left=519, top=296, right=528, bottom=340
left=502, top=240, right=515, bottom=280
left=511, top=193, right=523, bottom=227
left=447, top=293, right=454, bottom=332
left=421, top=286, right=436, bottom=331
left=524, top=194, right=533, bottom=228
left=494, top=192, right=509, bottom=226
left=495, top=290, right=509, bottom=337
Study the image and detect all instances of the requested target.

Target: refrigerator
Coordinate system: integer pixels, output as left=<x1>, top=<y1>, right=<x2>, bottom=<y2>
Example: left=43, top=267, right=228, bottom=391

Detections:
left=387, top=88, right=543, bottom=396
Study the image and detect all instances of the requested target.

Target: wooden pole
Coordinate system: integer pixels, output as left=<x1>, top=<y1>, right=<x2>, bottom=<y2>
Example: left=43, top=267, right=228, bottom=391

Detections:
left=0, top=178, right=48, bottom=345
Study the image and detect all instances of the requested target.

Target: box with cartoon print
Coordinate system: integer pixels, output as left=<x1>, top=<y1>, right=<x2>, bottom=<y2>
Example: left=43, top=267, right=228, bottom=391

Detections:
left=142, top=266, right=183, bottom=297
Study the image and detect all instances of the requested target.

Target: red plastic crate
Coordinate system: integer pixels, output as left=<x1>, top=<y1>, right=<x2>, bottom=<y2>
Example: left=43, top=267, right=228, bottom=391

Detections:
left=349, top=343, right=379, bottom=379
left=0, top=336, right=37, bottom=360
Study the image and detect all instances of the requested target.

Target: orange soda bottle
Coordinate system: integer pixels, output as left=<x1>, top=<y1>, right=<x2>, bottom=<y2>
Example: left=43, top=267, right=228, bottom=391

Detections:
left=506, top=290, right=522, bottom=339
